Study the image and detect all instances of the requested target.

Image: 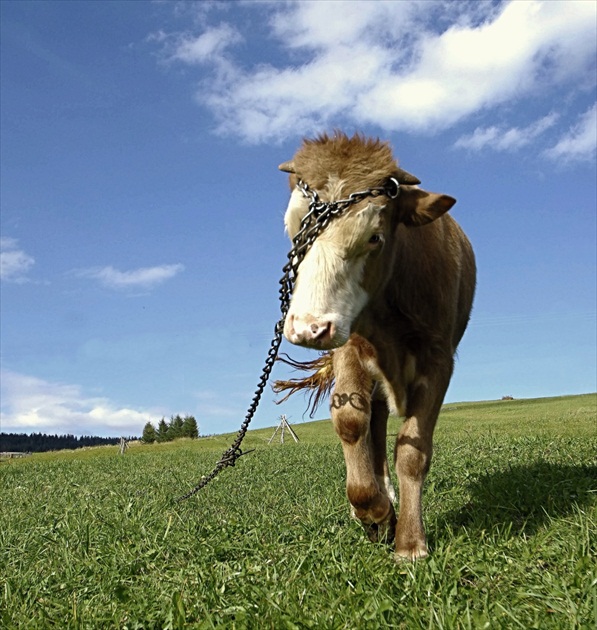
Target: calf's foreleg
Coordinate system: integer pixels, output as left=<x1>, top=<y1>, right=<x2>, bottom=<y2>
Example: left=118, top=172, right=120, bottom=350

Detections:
left=394, top=368, right=451, bottom=559
left=331, top=337, right=396, bottom=543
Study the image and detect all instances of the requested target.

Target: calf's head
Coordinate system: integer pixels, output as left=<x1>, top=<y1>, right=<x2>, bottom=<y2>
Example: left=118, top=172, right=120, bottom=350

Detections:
left=280, top=134, right=456, bottom=350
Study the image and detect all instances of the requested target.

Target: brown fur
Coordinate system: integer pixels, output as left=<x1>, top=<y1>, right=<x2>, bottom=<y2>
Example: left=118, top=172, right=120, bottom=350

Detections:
left=277, top=132, right=476, bottom=560
left=290, top=132, right=400, bottom=192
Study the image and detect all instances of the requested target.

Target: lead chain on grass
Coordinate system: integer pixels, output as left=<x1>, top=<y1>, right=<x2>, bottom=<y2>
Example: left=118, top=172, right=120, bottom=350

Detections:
left=177, top=178, right=399, bottom=501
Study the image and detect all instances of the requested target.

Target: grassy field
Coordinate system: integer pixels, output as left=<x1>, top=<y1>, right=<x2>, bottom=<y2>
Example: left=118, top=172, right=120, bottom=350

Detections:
left=1, top=394, right=595, bottom=629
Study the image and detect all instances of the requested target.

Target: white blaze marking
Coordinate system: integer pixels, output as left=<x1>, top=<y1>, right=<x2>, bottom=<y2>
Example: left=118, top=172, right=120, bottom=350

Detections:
left=284, top=188, right=308, bottom=238
left=284, top=200, right=384, bottom=347
left=289, top=238, right=369, bottom=345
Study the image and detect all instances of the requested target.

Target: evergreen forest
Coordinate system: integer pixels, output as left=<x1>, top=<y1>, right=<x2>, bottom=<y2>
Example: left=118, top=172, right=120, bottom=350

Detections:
left=142, top=415, right=199, bottom=443
left=0, top=433, right=130, bottom=453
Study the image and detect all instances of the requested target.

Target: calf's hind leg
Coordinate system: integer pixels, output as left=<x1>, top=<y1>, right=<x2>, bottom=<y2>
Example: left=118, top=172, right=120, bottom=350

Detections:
left=331, top=336, right=396, bottom=543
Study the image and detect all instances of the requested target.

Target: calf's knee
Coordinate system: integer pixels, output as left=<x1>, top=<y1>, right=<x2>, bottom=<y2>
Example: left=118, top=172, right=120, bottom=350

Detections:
left=333, top=413, right=367, bottom=445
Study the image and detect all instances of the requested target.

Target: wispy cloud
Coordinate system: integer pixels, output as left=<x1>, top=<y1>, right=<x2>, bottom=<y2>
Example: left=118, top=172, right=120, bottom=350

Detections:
left=454, top=114, right=559, bottom=152
left=543, top=103, right=597, bottom=162
left=0, top=237, right=35, bottom=283
left=169, top=22, right=242, bottom=65
left=0, top=369, right=160, bottom=437
left=154, top=0, right=596, bottom=144
left=76, top=264, right=185, bottom=290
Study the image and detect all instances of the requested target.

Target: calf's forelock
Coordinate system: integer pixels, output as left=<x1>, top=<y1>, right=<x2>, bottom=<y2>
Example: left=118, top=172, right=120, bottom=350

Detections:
left=280, top=132, right=420, bottom=197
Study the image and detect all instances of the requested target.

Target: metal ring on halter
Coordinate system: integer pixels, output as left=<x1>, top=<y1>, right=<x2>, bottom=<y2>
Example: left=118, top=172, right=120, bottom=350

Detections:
left=385, top=178, right=400, bottom=199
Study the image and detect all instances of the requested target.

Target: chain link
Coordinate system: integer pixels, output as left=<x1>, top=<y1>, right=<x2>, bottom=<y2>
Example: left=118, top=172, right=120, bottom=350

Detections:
left=177, top=178, right=399, bottom=501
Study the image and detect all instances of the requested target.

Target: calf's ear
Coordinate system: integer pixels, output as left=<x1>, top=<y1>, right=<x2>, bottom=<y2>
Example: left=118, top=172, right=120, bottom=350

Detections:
left=397, top=188, right=456, bottom=227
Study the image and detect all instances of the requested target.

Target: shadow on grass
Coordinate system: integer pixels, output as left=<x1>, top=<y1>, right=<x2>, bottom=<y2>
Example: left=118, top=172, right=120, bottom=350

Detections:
left=438, top=462, right=597, bottom=535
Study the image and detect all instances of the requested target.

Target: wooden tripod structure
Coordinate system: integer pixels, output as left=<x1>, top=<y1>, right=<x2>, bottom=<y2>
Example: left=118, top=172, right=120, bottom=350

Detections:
left=268, top=414, right=299, bottom=444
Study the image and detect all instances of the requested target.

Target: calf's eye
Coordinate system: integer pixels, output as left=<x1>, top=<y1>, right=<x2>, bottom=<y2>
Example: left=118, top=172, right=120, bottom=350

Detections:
left=368, top=234, right=383, bottom=245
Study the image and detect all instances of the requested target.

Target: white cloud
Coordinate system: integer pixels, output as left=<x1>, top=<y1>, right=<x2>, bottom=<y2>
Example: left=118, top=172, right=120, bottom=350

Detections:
left=0, top=237, right=35, bottom=283
left=365, top=0, right=594, bottom=131
left=543, top=103, right=597, bottom=162
left=0, top=369, right=159, bottom=437
left=267, top=0, right=421, bottom=53
left=455, top=113, right=559, bottom=152
left=169, top=23, right=242, bottom=64
left=156, top=0, right=596, bottom=143
left=76, top=263, right=185, bottom=290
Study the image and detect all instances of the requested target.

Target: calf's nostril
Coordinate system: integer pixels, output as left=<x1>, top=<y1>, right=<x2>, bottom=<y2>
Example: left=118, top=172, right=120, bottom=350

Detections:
left=311, top=321, right=331, bottom=340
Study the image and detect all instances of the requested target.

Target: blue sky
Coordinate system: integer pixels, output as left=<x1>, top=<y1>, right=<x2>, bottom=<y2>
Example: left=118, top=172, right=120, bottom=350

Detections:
left=1, top=0, right=595, bottom=438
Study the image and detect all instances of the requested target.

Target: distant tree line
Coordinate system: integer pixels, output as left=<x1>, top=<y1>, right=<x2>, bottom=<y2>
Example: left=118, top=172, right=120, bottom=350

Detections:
left=0, top=433, right=135, bottom=454
left=1, top=414, right=200, bottom=453
left=142, top=415, right=199, bottom=443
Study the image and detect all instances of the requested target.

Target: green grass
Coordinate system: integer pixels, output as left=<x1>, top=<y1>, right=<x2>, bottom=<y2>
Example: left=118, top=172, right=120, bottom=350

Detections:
left=1, top=394, right=596, bottom=628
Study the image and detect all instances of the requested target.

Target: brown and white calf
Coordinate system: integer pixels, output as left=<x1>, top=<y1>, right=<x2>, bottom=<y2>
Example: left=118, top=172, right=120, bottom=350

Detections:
left=278, top=133, right=476, bottom=560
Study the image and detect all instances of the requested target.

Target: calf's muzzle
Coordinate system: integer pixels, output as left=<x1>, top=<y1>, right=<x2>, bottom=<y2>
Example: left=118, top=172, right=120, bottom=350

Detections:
left=284, top=313, right=338, bottom=349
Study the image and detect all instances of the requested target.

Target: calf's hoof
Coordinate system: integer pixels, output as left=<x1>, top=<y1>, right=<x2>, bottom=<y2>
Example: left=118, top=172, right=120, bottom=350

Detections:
left=361, top=505, right=397, bottom=545
left=394, top=540, right=428, bottom=562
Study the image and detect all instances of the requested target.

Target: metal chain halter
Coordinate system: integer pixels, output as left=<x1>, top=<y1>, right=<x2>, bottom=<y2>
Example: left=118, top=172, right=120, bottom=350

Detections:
left=177, top=177, right=400, bottom=501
